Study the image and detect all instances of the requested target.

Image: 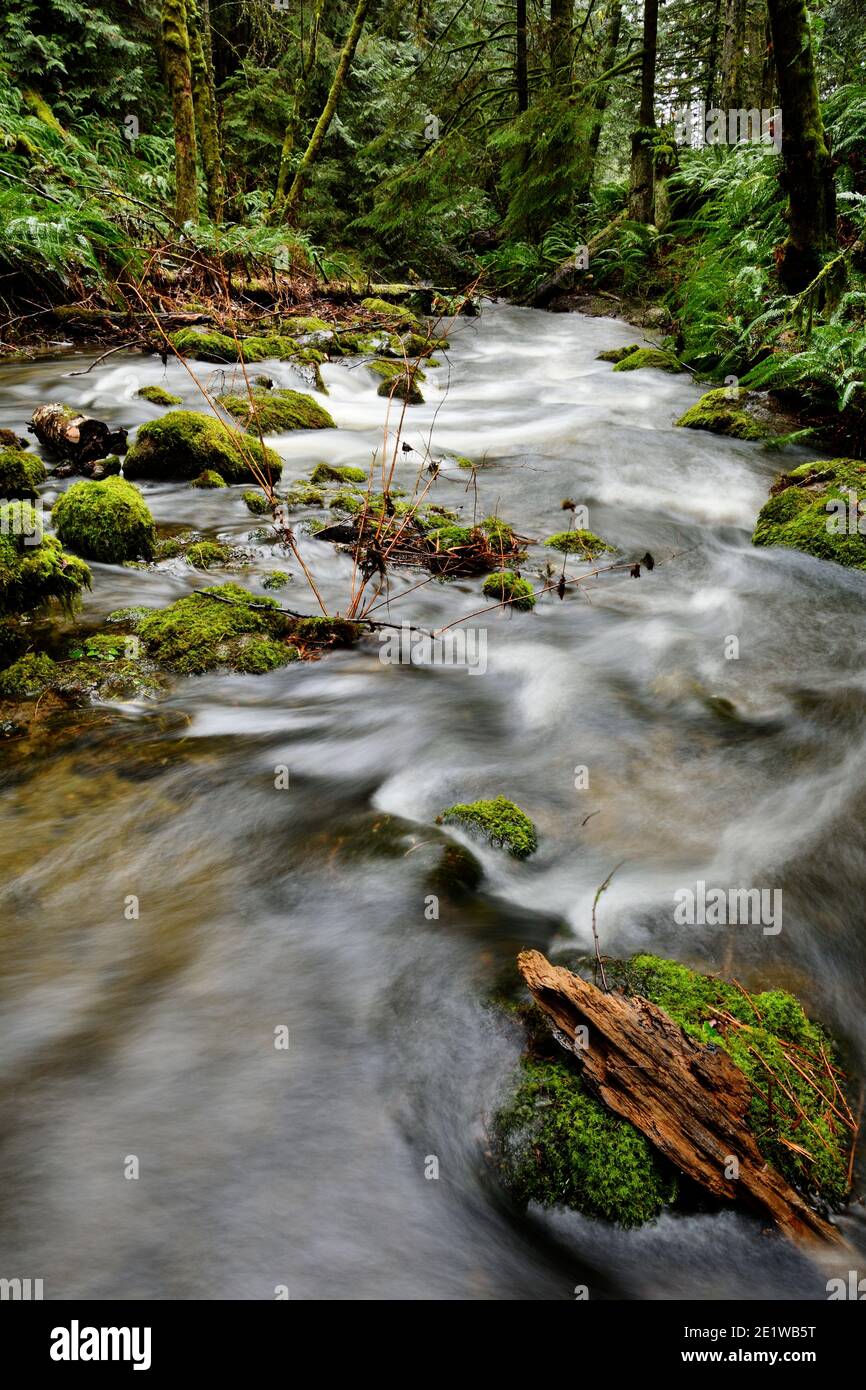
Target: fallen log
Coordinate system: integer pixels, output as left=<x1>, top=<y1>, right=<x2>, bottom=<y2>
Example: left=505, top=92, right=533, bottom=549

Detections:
left=517, top=949, right=844, bottom=1246
left=524, top=209, right=629, bottom=308
left=29, top=405, right=128, bottom=466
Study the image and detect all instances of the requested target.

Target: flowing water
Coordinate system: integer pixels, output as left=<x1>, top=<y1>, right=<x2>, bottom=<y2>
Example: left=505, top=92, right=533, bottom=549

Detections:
left=1, top=303, right=864, bottom=1300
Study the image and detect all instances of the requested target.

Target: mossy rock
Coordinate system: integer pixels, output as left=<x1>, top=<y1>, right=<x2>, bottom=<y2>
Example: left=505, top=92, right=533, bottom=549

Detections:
left=284, top=483, right=325, bottom=509
left=428, top=842, right=484, bottom=897
left=263, top=570, right=290, bottom=590
left=0, top=446, right=46, bottom=499
left=190, top=470, right=227, bottom=489
left=0, top=651, right=56, bottom=700
left=0, top=502, right=91, bottom=615
left=242, top=490, right=273, bottom=514
left=280, top=315, right=332, bottom=336
left=376, top=371, right=425, bottom=405
left=596, top=343, right=641, bottom=363
left=612, top=347, right=682, bottom=373
left=52, top=477, right=156, bottom=564
left=545, top=528, right=614, bottom=558
left=309, top=463, right=367, bottom=485
left=124, top=411, right=283, bottom=484
left=89, top=455, right=122, bottom=479
left=438, top=795, right=538, bottom=859
left=337, top=330, right=405, bottom=357
left=494, top=1053, right=679, bottom=1225
left=482, top=570, right=536, bottom=611
left=401, top=332, right=436, bottom=357
left=137, top=384, right=182, bottom=406
left=138, top=583, right=296, bottom=675
left=752, top=458, right=866, bottom=569
left=360, top=297, right=422, bottom=331
left=169, top=329, right=300, bottom=364
left=676, top=386, right=772, bottom=440
left=217, top=389, right=334, bottom=434
left=184, top=541, right=232, bottom=570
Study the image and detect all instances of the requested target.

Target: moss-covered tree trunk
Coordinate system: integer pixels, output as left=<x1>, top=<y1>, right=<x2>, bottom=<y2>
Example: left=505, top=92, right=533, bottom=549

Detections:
left=516, top=0, right=528, bottom=112
left=766, top=0, right=836, bottom=290
left=272, top=0, right=327, bottom=218
left=279, top=0, right=371, bottom=224
left=704, top=0, right=722, bottom=107
left=549, top=0, right=572, bottom=87
left=188, top=0, right=224, bottom=221
left=720, top=0, right=746, bottom=109
left=628, top=0, right=658, bottom=224
left=162, top=0, right=199, bottom=225
left=581, top=0, right=623, bottom=195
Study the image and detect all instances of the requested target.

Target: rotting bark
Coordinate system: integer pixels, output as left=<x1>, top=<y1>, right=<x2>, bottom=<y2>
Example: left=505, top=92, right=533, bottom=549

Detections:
left=161, top=0, right=199, bottom=225
left=29, top=407, right=128, bottom=465
left=517, top=949, right=845, bottom=1246
left=280, top=0, right=372, bottom=223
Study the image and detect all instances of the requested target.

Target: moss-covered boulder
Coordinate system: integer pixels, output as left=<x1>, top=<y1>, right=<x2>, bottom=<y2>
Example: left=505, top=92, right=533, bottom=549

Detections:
left=438, top=795, right=537, bottom=859
left=493, top=952, right=851, bottom=1226
left=190, top=470, right=227, bottom=489
left=137, top=384, right=182, bottom=406
left=482, top=570, right=536, bottom=611
left=285, top=483, right=326, bottom=509
left=545, top=528, right=614, bottom=558
left=596, top=343, right=640, bottom=363
left=0, top=502, right=91, bottom=615
left=612, top=347, right=682, bottom=373
left=242, top=489, right=273, bottom=514
left=0, top=446, right=46, bottom=499
left=52, top=476, right=156, bottom=563
left=263, top=570, right=290, bottom=590
left=123, top=411, right=283, bottom=483
left=138, top=583, right=297, bottom=674
left=676, top=386, right=772, bottom=440
left=217, top=389, right=334, bottom=434
left=309, top=463, right=367, bottom=485
left=169, top=329, right=300, bottom=364
left=752, top=458, right=866, bottom=569
left=360, top=296, right=422, bottom=330
left=0, top=651, right=56, bottom=700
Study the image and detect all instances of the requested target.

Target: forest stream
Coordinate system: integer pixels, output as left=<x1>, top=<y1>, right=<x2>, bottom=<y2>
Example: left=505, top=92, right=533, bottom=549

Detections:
left=1, top=301, right=864, bottom=1300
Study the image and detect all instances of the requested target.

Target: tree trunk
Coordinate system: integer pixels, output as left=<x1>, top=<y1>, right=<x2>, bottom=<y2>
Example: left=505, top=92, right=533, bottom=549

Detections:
left=518, top=951, right=845, bottom=1246
left=628, top=0, right=658, bottom=223
left=28, top=407, right=128, bottom=466
left=516, top=0, right=528, bottom=112
left=704, top=0, right=722, bottom=108
left=720, top=0, right=746, bottom=109
left=580, top=0, right=623, bottom=196
left=272, top=0, right=327, bottom=217
left=766, top=0, right=836, bottom=290
left=279, top=0, right=372, bottom=224
left=188, top=0, right=224, bottom=221
left=161, top=0, right=199, bottom=225
left=550, top=0, right=572, bottom=87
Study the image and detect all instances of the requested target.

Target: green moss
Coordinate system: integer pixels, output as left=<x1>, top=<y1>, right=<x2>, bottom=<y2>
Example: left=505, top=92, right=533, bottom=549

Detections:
left=480, top=515, right=516, bottom=547
left=597, top=343, right=641, bottom=363
left=376, top=371, right=425, bottom=404
left=0, top=651, right=56, bottom=699
left=291, top=616, right=363, bottom=647
left=493, top=1054, right=679, bottom=1224
left=280, top=315, right=332, bottom=335
left=184, top=541, right=231, bottom=569
left=217, top=389, right=335, bottom=434
left=0, top=446, right=46, bottom=499
left=401, top=332, right=436, bottom=357
left=545, top=528, right=614, bottom=558
left=242, top=490, right=273, bottom=514
left=0, top=504, right=91, bottom=615
left=284, top=483, right=325, bottom=509
left=67, top=632, right=130, bottom=661
left=438, top=795, right=538, bottom=859
left=676, top=387, right=772, bottom=439
left=309, top=463, right=368, bottom=485
left=329, top=488, right=365, bottom=514
left=263, top=570, right=290, bottom=590
left=190, top=469, right=227, bottom=489
left=360, top=296, right=421, bottom=330
left=614, top=954, right=850, bottom=1203
left=482, top=570, right=536, bottom=611
left=90, top=455, right=122, bottom=478
left=454, top=456, right=475, bottom=471
left=124, top=411, right=283, bottom=483
left=137, top=384, right=183, bottom=406
left=106, top=606, right=151, bottom=627
left=52, top=477, right=156, bottom=564
left=337, top=330, right=405, bottom=356
left=138, top=583, right=295, bottom=675
left=169, top=329, right=301, bottom=364
left=752, top=458, right=866, bottom=569
left=612, top=347, right=682, bottom=373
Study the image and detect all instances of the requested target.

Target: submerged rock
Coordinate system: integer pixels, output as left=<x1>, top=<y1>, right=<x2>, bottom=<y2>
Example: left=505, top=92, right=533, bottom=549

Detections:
left=752, top=458, right=866, bottom=569
left=123, top=411, right=283, bottom=483
left=438, top=795, right=538, bottom=859
left=52, top=476, right=156, bottom=564
left=596, top=343, right=640, bottom=363
left=676, top=385, right=773, bottom=439
left=217, top=389, right=335, bottom=434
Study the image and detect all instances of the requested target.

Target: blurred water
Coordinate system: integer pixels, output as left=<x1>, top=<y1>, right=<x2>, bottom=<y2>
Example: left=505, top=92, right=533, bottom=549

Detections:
left=1, top=304, right=864, bottom=1300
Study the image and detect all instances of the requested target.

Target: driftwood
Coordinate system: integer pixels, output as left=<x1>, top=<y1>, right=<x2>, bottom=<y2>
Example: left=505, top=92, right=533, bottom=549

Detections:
left=517, top=949, right=844, bottom=1246
left=29, top=405, right=128, bottom=466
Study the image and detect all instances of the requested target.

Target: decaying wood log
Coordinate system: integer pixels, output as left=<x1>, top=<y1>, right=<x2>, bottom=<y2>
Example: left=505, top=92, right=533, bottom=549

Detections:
left=29, top=405, right=128, bottom=466
left=517, top=949, right=844, bottom=1246
left=525, top=209, right=629, bottom=308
